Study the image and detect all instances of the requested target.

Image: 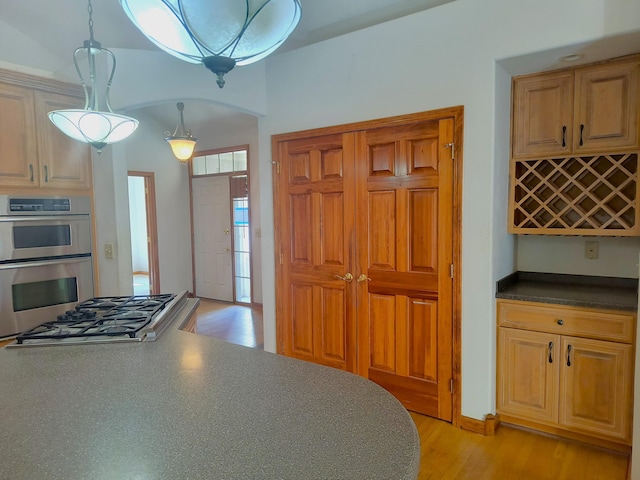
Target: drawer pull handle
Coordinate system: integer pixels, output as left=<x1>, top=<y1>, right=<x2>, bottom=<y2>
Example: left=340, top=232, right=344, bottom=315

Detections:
left=567, top=344, right=572, bottom=367
left=556, top=319, right=564, bottom=326
left=561, top=126, right=567, bottom=147
left=579, top=124, right=584, bottom=146
left=548, top=342, right=553, bottom=363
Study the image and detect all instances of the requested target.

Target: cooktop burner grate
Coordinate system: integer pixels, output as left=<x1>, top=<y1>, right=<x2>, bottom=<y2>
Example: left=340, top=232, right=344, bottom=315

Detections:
left=15, top=294, right=176, bottom=344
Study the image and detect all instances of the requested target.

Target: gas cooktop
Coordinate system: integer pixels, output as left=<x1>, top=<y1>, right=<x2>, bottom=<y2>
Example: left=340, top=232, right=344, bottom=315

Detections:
left=10, top=292, right=187, bottom=347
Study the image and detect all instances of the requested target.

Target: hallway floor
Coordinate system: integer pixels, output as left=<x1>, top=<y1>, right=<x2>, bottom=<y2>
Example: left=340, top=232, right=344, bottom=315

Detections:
left=192, top=298, right=263, bottom=349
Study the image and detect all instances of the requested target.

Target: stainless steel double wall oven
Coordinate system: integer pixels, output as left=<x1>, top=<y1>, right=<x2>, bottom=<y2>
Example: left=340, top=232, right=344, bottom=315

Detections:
left=0, top=196, right=94, bottom=337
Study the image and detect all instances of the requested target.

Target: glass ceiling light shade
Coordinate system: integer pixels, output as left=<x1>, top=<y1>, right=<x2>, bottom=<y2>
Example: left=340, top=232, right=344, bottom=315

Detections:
left=119, top=0, right=302, bottom=88
left=165, top=102, right=197, bottom=163
left=48, top=0, right=138, bottom=154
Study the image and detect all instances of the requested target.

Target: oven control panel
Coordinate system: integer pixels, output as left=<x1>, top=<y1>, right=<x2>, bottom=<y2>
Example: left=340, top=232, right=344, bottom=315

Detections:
left=9, top=198, right=71, bottom=212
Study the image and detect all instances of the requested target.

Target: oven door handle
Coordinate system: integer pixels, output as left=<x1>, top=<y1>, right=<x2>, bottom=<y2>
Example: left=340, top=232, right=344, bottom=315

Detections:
left=0, top=215, right=86, bottom=223
left=0, top=256, right=91, bottom=270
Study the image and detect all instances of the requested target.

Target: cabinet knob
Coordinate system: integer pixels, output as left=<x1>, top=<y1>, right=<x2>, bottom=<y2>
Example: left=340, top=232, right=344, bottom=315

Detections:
left=556, top=319, right=564, bottom=326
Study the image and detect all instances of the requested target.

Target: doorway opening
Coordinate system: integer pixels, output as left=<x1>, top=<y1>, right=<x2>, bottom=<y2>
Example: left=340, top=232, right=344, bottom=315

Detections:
left=128, top=171, right=161, bottom=295
left=190, top=146, right=252, bottom=304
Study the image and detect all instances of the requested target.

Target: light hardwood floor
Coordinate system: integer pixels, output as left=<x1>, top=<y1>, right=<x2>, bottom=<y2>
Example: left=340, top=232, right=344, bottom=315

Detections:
left=191, top=298, right=264, bottom=349
left=189, top=299, right=629, bottom=479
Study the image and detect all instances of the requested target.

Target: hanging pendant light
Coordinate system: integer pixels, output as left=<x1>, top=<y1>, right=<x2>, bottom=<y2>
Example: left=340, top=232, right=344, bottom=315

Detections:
left=48, top=0, right=139, bottom=154
left=119, top=0, right=301, bottom=88
left=165, top=102, right=197, bottom=163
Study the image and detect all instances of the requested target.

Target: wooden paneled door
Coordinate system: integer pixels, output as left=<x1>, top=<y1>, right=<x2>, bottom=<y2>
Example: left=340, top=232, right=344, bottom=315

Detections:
left=274, top=133, right=357, bottom=372
left=273, top=107, right=462, bottom=422
left=355, top=118, right=455, bottom=420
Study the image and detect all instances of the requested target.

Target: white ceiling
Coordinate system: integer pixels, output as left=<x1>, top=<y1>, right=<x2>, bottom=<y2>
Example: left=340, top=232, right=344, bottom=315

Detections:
left=0, top=0, right=455, bottom=132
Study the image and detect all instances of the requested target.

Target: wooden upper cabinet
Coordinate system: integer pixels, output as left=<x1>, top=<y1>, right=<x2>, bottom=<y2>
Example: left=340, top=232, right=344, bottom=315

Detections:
left=0, top=83, right=39, bottom=187
left=33, top=91, right=92, bottom=190
left=574, top=58, right=639, bottom=153
left=0, top=78, right=91, bottom=191
left=512, top=54, right=640, bottom=160
left=512, top=70, right=574, bottom=159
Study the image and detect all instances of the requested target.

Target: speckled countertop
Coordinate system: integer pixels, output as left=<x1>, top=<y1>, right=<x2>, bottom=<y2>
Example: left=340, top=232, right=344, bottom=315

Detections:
left=0, top=299, right=419, bottom=480
left=496, top=272, right=638, bottom=311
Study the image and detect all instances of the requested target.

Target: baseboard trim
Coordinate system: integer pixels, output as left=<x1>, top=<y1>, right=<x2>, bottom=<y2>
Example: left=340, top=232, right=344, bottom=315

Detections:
left=461, top=414, right=499, bottom=436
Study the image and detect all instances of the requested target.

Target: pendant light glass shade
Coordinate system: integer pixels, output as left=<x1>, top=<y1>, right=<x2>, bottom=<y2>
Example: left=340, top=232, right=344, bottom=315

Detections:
left=165, top=102, right=197, bottom=163
left=119, top=0, right=301, bottom=88
left=49, top=1, right=138, bottom=153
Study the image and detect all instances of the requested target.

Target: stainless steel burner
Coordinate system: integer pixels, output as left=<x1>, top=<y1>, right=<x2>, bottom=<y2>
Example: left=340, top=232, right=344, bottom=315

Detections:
left=10, top=292, right=187, bottom=347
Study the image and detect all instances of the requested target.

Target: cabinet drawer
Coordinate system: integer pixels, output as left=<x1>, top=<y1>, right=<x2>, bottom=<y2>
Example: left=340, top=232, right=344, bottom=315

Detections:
left=497, top=300, right=635, bottom=343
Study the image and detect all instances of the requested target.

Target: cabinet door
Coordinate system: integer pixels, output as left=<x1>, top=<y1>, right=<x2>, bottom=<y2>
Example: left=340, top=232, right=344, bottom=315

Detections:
left=512, top=71, right=573, bottom=159
left=559, top=336, right=633, bottom=443
left=574, top=58, right=639, bottom=153
left=0, top=83, right=38, bottom=187
left=33, top=91, right=92, bottom=189
left=497, top=328, right=559, bottom=424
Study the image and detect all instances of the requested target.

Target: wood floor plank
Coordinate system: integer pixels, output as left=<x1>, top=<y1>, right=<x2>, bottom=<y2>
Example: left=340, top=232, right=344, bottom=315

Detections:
left=410, top=412, right=628, bottom=480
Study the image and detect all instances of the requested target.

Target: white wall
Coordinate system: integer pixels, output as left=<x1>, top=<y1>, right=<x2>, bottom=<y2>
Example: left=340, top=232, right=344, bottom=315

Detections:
left=258, top=0, right=640, bottom=420
left=517, top=236, right=640, bottom=278
left=123, top=111, right=193, bottom=294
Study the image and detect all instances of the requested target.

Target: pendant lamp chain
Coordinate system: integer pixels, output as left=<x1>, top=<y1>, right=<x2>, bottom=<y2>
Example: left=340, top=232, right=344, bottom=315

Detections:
left=87, top=1, right=95, bottom=41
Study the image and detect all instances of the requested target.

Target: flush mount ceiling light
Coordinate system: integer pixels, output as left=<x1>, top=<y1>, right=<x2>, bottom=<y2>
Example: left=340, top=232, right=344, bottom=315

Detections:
left=119, top=0, right=302, bottom=88
left=560, top=53, right=583, bottom=62
left=165, top=102, right=197, bottom=163
left=48, top=0, right=139, bottom=154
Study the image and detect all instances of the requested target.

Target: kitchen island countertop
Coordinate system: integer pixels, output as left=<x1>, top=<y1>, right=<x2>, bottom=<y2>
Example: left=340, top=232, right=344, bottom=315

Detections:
left=0, top=299, right=420, bottom=480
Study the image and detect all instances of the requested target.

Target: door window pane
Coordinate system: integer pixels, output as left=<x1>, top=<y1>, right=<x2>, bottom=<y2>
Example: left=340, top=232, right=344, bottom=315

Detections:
left=233, top=150, right=247, bottom=171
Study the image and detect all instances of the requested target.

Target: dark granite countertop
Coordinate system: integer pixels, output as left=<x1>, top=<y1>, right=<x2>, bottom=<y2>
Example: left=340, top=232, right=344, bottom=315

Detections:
left=0, top=299, right=419, bottom=480
left=496, top=272, right=638, bottom=311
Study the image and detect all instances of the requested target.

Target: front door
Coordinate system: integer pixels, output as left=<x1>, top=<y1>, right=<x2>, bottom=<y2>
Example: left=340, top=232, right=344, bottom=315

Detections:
left=193, top=176, right=233, bottom=301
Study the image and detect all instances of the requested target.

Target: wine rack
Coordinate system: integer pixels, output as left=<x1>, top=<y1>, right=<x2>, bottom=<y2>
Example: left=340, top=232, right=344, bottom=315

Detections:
left=509, top=153, right=639, bottom=235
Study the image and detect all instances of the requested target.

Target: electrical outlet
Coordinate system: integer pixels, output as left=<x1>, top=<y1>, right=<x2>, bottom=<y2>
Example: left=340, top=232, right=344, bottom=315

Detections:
left=104, top=243, right=115, bottom=259
left=585, top=241, right=599, bottom=260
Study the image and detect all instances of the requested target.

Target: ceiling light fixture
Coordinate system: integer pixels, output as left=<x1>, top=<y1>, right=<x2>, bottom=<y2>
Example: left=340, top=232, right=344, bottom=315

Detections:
left=165, top=102, right=197, bottom=163
left=119, top=0, right=302, bottom=88
left=560, top=53, right=582, bottom=62
left=48, top=0, right=138, bottom=154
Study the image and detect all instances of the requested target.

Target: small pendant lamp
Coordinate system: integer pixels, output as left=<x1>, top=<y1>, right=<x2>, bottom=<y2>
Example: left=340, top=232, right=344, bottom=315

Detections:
left=48, top=0, right=139, bottom=153
left=119, top=0, right=301, bottom=88
left=165, top=102, right=197, bottom=163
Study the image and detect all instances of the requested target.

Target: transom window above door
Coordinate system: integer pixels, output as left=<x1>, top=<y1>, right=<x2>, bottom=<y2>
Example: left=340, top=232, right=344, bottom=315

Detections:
left=192, top=149, right=247, bottom=175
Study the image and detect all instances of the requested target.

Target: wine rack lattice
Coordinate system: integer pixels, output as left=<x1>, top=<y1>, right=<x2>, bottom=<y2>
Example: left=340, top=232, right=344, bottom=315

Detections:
left=511, top=153, right=638, bottom=234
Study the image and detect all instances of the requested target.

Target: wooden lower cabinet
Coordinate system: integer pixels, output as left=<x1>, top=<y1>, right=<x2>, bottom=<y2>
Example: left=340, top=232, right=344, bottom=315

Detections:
left=497, top=299, right=635, bottom=448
